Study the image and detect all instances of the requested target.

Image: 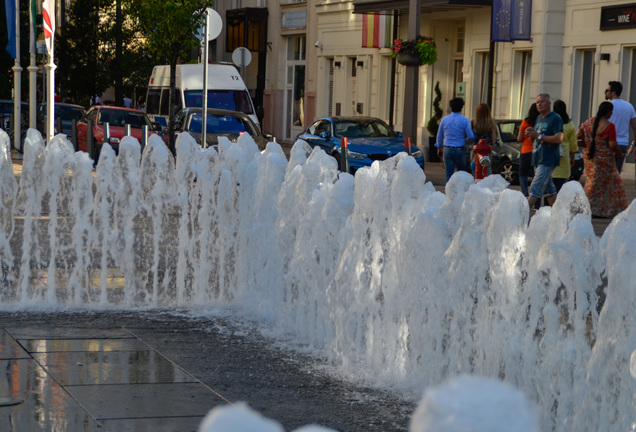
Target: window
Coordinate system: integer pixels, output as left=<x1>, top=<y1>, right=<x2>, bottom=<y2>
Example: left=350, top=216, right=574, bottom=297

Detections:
left=473, top=52, right=490, bottom=110
left=184, top=90, right=254, bottom=114
left=512, top=51, right=532, bottom=118
left=284, top=35, right=306, bottom=139
left=146, top=89, right=161, bottom=115
left=572, top=49, right=595, bottom=125
left=160, top=89, right=171, bottom=116
left=456, top=27, right=465, bottom=54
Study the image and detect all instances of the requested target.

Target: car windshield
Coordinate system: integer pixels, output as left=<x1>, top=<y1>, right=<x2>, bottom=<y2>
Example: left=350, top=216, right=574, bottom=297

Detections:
left=497, top=121, right=521, bottom=142
left=184, top=90, right=254, bottom=115
left=188, top=112, right=256, bottom=136
left=333, top=119, right=397, bottom=138
left=57, top=106, right=84, bottom=121
left=98, top=110, right=151, bottom=128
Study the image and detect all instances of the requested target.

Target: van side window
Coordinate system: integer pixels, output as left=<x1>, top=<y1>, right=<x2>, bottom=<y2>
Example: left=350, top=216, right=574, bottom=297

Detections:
left=235, top=91, right=254, bottom=114
left=147, top=89, right=161, bottom=115
left=160, top=89, right=171, bottom=115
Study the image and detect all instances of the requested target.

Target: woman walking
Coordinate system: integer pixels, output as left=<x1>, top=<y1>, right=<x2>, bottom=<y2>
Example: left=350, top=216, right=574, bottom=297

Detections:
left=471, top=103, right=497, bottom=178
left=552, top=100, right=578, bottom=192
left=517, top=103, right=540, bottom=197
left=577, top=101, right=627, bottom=218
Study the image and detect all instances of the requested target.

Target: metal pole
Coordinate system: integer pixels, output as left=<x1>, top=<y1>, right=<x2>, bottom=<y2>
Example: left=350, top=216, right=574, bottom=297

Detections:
left=87, top=119, right=94, bottom=159
left=402, top=0, right=421, bottom=153
left=142, top=124, right=148, bottom=154
left=104, top=122, right=110, bottom=146
left=13, top=0, right=22, bottom=153
left=125, top=124, right=131, bottom=136
left=202, top=11, right=210, bottom=148
left=71, top=119, right=78, bottom=151
left=28, top=54, right=38, bottom=129
left=340, top=137, right=350, bottom=173
left=45, top=54, right=56, bottom=142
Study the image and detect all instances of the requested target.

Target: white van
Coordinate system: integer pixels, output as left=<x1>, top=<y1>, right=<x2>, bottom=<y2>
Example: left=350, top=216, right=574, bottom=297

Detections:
left=145, top=63, right=259, bottom=127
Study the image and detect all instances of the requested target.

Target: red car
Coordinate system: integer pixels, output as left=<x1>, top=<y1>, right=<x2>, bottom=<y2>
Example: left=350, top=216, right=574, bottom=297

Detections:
left=76, top=105, right=161, bottom=158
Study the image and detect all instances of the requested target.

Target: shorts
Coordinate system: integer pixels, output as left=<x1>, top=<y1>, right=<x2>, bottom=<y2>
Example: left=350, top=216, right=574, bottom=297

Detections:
left=529, top=164, right=557, bottom=199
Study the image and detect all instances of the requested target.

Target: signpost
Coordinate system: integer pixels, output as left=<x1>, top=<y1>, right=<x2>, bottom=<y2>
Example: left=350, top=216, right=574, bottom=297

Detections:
left=196, top=8, right=222, bottom=148
left=232, top=47, right=252, bottom=80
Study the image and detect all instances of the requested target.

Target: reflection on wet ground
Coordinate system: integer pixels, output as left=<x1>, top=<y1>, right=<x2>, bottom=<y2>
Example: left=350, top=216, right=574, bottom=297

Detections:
left=0, top=326, right=226, bottom=431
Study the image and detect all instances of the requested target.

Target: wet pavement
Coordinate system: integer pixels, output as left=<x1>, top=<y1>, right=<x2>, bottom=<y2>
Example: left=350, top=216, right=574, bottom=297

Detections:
left=0, top=311, right=414, bottom=431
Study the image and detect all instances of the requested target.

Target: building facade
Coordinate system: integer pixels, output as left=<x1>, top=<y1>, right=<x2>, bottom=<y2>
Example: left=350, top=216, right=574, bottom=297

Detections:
left=216, top=1, right=636, bottom=156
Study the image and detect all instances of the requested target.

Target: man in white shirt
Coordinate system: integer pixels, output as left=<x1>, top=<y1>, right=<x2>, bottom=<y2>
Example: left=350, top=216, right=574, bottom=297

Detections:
left=123, top=95, right=133, bottom=108
left=605, top=81, right=636, bottom=173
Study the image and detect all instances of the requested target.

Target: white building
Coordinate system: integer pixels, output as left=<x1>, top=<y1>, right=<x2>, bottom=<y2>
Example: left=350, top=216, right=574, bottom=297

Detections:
left=215, top=1, right=636, bottom=158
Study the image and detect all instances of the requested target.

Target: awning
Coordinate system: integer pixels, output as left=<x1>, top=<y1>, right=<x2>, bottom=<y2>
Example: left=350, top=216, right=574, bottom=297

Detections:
left=352, top=0, right=491, bottom=14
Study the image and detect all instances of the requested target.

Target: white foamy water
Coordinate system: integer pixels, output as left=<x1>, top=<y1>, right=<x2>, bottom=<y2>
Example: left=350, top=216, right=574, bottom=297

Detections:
left=0, top=128, right=635, bottom=431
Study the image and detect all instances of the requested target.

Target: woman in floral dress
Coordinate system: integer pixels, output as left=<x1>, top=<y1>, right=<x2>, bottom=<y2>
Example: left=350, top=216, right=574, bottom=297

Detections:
left=577, top=101, right=627, bottom=218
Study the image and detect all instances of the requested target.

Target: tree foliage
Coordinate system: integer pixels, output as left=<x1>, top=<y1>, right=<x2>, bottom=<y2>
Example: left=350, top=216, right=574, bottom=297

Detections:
left=57, top=0, right=155, bottom=105
left=125, top=0, right=214, bottom=150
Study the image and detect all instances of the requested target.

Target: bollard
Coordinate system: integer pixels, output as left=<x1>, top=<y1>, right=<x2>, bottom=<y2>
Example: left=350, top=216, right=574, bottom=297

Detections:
left=340, top=137, right=350, bottom=173
left=405, top=136, right=412, bottom=155
left=71, top=119, right=78, bottom=152
left=141, top=125, right=148, bottom=155
left=472, top=138, right=492, bottom=180
left=87, top=119, right=94, bottom=159
left=104, top=122, right=111, bottom=148
left=125, top=124, right=131, bottom=137
left=56, top=117, right=62, bottom=136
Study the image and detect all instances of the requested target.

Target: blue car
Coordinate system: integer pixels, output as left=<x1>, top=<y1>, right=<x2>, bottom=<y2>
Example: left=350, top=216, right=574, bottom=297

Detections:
left=294, top=116, right=424, bottom=173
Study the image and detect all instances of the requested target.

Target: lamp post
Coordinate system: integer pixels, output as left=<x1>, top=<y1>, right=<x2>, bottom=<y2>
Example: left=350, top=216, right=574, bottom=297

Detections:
left=402, top=0, right=421, bottom=154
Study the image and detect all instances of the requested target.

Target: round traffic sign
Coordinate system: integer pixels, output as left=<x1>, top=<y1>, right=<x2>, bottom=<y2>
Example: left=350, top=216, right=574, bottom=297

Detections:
left=232, top=47, right=252, bottom=67
left=195, top=8, right=222, bottom=41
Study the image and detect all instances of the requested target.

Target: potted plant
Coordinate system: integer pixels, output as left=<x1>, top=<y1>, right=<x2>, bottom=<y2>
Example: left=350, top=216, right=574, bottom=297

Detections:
left=426, top=82, right=443, bottom=161
left=392, top=35, right=438, bottom=66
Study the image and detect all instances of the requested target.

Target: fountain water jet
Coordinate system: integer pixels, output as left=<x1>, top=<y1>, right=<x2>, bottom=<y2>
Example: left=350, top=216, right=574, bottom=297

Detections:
left=0, top=127, right=634, bottom=431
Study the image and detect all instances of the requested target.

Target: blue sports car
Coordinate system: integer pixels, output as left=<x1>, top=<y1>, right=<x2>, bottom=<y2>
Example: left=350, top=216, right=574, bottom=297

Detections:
left=294, top=116, right=425, bottom=173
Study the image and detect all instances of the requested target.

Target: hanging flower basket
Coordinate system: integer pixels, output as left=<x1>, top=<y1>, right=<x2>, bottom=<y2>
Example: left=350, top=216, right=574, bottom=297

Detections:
left=396, top=52, right=422, bottom=66
left=391, top=35, right=438, bottom=66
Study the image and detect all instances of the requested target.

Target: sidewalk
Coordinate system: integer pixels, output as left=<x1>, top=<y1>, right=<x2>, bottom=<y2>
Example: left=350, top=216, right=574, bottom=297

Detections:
left=0, top=311, right=413, bottom=432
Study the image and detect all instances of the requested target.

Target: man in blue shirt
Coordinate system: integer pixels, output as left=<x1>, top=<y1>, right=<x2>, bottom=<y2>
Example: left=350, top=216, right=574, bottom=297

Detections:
left=435, top=97, right=475, bottom=183
left=524, top=93, right=563, bottom=210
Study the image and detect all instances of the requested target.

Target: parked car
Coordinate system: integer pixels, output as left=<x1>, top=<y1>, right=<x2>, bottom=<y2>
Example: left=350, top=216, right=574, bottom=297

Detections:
left=37, top=103, right=86, bottom=137
left=466, top=119, right=583, bottom=184
left=76, top=106, right=160, bottom=159
left=171, top=107, right=270, bottom=150
left=294, top=116, right=425, bottom=173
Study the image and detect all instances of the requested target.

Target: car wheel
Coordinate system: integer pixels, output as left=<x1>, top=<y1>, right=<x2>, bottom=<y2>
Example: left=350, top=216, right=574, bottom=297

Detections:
left=498, top=159, right=518, bottom=184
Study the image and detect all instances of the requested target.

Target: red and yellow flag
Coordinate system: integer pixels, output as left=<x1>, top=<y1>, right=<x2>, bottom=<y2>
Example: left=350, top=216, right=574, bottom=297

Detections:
left=362, top=13, right=392, bottom=49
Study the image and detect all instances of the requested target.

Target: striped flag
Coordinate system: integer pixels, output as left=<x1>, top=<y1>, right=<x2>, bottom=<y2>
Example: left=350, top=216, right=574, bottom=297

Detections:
left=43, top=0, right=55, bottom=54
left=29, top=0, right=37, bottom=54
left=362, top=13, right=392, bottom=49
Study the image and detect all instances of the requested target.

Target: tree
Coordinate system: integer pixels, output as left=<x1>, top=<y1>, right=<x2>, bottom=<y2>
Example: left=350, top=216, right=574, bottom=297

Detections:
left=126, top=0, right=214, bottom=152
left=57, top=0, right=154, bottom=106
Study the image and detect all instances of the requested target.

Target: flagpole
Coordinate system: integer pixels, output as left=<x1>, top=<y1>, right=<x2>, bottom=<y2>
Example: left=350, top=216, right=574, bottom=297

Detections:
left=28, top=0, right=38, bottom=129
left=43, top=0, right=56, bottom=142
left=12, top=0, right=22, bottom=154
left=46, top=55, right=56, bottom=142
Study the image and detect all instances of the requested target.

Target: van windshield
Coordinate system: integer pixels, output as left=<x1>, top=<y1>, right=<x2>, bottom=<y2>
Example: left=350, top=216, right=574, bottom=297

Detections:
left=184, top=90, right=254, bottom=115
